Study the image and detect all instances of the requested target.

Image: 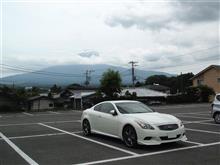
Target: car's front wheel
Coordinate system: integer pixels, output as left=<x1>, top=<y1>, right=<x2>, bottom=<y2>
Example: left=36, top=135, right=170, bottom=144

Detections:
left=214, top=113, right=220, bottom=124
left=122, top=125, right=137, bottom=148
left=82, top=119, right=91, bottom=136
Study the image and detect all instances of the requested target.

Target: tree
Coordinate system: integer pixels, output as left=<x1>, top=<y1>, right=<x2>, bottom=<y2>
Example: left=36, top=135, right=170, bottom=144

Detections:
left=197, top=85, right=215, bottom=102
left=100, top=69, right=122, bottom=98
left=145, top=73, right=194, bottom=94
left=50, top=84, right=62, bottom=93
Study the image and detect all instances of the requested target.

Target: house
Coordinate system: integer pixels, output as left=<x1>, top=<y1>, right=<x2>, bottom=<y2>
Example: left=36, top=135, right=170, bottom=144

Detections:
left=28, top=96, right=54, bottom=111
left=121, top=87, right=168, bottom=105
left=191, top=65, right=220, bottom=93
left=52, top=89, right=96, bottom=110
left=70, top=90, right=96, bottom=110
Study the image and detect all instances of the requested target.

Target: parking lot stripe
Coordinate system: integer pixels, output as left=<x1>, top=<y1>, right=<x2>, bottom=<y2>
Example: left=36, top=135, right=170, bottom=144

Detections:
left=194, top=122, right=220, bottom=126
left=185, top=128, right=220, bottom=135
left=39, top=123, right=139, bottom=156
left=185, top=140, right=203, bottom=145
left=175, top=114, right=210, bottom=120
left=48, top=111, right=60, bottom=114
left=76, top=141, right=220, bottom=165
left=22, top=112, right=34, bottom=116
left=0, top=132, right=39, bottom=165
left=0, top=120, right=81, bottom=127
left=171, top=111, right=209, bottom=115
left=0, top=131, right=83, bottom=141
left=183, top=119, right=213, bottom=124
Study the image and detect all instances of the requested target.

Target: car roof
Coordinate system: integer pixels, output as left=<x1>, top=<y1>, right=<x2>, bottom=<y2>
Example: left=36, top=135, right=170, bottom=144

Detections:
left=100, top=100, right=139, bottom=104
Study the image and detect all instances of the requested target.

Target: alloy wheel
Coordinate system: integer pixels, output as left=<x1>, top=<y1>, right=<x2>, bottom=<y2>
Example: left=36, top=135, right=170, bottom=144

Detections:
left=214, top=113, right=220, bottom=124
left=123, top=126, right=137, bottom=148
left=82, top=120, right=91, bottom=136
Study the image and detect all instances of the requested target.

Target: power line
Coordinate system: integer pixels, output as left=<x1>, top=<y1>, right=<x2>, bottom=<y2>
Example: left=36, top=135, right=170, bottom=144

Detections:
left=1, top=64, right=84, bottom=77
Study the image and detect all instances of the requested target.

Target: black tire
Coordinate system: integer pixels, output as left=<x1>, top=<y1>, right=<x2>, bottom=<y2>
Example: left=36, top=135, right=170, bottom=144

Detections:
left=122, top=125, right=137, bottom=148
left=214, top=113, right=220, bottom=124
left=82, top=119, right=91, bottom=136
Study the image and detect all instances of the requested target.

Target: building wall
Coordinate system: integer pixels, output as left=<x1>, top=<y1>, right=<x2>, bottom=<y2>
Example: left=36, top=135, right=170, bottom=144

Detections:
left=31, top=99, right=54, bottom=111
left=193, top=68, right=220, bottom=93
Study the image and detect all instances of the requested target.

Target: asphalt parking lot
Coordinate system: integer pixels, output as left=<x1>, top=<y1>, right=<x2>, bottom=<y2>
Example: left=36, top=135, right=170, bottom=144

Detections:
left=0, top=103, right=219, bottom=165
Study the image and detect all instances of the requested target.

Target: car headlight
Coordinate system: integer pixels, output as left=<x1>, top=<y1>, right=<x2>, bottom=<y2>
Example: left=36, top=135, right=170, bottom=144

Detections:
left=135, top=120, right=154, bottom=130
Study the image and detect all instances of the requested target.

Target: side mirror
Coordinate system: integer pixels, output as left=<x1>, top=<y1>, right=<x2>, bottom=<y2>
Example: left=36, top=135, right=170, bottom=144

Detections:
left=110, top=110, right=117, bottom=116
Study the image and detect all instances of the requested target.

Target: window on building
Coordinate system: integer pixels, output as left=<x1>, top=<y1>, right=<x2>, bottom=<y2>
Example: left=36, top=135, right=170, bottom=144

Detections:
left=217, top=78, right=220, bottom=83
left=197, top=79, right=204, bottom=85
left=49, top=103, right=53, bottom=107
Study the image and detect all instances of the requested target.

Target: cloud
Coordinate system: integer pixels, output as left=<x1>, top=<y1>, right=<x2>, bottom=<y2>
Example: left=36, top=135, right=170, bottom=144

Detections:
left=174, top=0, right=220, bottom=23
left=105, top=14, right=172, bottom=31
left=105, top=2, right=174, bottom=31
left=105, top=1, right=220, bottom=31
left=78, top=50, right=100, bottom=58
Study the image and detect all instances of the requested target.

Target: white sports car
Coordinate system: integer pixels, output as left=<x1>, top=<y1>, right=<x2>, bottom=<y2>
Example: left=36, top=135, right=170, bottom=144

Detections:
left=81, top=100, right=187, bottom=147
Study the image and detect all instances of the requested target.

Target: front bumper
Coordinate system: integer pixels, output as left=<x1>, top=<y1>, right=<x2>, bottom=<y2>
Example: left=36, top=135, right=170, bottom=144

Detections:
left=137, top=126, right=187, bottom=145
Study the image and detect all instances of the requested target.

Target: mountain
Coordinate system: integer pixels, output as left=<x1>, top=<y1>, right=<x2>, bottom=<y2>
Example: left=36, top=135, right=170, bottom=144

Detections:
left=1, top=64, right=173, bottom=87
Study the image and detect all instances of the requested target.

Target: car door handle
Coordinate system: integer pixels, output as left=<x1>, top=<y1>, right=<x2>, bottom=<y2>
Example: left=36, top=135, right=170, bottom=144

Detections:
left=98, top=115, right=102, bottom=118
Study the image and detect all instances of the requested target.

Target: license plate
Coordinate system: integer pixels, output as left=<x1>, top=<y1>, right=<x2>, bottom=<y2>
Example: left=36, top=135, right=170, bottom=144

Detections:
left=168, top=133, right=177, bottom=138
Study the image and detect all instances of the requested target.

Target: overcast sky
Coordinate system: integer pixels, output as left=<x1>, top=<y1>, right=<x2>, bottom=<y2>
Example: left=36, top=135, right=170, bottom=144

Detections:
left=1, top=0, right=220, bottom=77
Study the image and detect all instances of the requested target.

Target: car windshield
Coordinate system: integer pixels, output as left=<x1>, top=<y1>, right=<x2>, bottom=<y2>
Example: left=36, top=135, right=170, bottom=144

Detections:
left=115, top=102, right=154, bottom=114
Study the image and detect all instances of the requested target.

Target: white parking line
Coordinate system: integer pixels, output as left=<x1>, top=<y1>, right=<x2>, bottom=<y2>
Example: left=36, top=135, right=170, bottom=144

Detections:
left=0, top=132, right=39, bottom=165
left=194, top=122, right=220, bottom=126
left=175, top=114, right=210, bottom=120
left=0, top=131, right=83, bottom=140
left=185, top=140, right=203, bottom=145
left=39, top=123, right=139, bottom=156
left=183, top=119, right=214, bottom=124
left=0, top=120, right=81, bottom=127
left=171, top=111, right=209, bottom=115
left=22, top=112, right=34, bottom=116
left=75, top=141, right=220, bottom=165
left=48, top=111, right=60, bottom=114
left=185, top=128, right=220, bottom=135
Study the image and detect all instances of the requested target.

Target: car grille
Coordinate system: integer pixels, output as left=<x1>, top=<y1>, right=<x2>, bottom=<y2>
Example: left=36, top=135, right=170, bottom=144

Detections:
left=158, top=124, right=178, bottom=131
left=160, top=134, right=181, bottom=140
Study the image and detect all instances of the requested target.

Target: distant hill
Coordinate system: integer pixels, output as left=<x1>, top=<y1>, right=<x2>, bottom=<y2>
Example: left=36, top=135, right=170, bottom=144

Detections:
left=1, top=64, right=173, bottom=87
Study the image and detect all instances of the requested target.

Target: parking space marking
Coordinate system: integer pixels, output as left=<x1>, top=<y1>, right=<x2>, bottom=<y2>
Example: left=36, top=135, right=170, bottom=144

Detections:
left=175, top=114, right=210, bottom=120
left=185, top=140, right=204, bottom=145
left=0, top=131, right=83, bottom=141
left=0, top=132, right=39, bottom=165
left=185, top=128, right=220, bottom=135
left=76, top=141, right=220, bottom=165
left=48, top=111, right=60, bottom=114
left=0, top=120, right=81, bottom=127
left=183, top=119, right=213, bottom=124
left=171, top=111, right=209, bottom=115
left=39, top=123, right=139, bottom=156
left=22, top=112, right=34, bottom=116
left=194, top=122, right=220, bottom=126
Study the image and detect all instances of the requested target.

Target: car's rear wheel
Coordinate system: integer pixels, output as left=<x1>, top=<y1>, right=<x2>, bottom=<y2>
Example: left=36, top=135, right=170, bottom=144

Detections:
left=122, top=125, right=137, bottom=148
left=214, top=113, right=220, bottom=124
left=82, top=119, right=91, bottom=136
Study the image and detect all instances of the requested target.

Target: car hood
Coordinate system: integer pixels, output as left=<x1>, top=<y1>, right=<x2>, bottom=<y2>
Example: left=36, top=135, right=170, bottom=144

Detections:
left=123, top=112, right=180, bottom=125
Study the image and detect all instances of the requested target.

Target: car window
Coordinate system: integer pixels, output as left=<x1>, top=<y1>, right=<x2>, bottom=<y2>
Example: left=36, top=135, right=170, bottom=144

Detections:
left=94, top=104, right=102, bottom=112
left=100, top=103, right=115, bottom=114
left=116, top=102, right=153, bottom=114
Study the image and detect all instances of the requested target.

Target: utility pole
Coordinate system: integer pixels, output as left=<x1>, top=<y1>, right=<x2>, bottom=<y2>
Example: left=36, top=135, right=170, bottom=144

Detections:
left=129, top=61, right=138, bottom=87
left=84, top=70, right=95, bottom=86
